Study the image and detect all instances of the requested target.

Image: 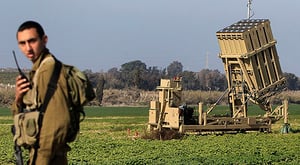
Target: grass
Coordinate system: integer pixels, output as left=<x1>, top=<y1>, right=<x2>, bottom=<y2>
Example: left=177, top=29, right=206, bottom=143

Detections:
left=84, top=106, right=149, bottom=117
left=0, top=104, right=299, bottom=164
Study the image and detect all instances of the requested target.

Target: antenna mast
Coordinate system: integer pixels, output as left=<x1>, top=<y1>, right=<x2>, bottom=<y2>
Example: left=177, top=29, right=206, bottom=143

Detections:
left=205, top=52, right=209, bottom=69
left=247, top=0, right=254, bottom=19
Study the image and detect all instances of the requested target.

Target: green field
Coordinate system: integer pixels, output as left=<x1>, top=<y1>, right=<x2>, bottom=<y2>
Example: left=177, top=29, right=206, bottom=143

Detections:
left=0, top=105, right=299, bottom=164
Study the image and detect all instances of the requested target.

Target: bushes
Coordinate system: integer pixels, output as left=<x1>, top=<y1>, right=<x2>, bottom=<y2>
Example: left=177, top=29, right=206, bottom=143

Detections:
left=1, top=86, right=300, bottom=107
left=183, top=90, right=227, bottom=105
left=278, top=90, right=300, bottom=104
left=0, top=87, right=14, bottom=107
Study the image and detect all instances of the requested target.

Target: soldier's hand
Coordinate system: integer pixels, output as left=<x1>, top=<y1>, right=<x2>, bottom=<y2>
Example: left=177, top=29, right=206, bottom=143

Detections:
left=15, top=75, right=30, bottom=106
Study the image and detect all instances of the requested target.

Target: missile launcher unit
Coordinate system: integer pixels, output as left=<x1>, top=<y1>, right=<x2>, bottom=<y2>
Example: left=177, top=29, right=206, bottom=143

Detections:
left=148, top=19, right=288, bottom=134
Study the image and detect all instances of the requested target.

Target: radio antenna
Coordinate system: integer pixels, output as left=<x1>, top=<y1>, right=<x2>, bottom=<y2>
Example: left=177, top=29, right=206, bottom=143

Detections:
left=247, top=0, right=254, bottom=19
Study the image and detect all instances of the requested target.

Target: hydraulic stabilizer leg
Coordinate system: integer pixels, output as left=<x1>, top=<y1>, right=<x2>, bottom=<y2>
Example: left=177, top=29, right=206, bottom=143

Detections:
left=281, top=99, right=290, bottom=134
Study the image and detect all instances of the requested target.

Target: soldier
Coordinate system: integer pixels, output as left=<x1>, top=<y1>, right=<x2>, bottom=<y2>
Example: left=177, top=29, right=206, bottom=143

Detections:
left=11, top=21, right=71, bottom=165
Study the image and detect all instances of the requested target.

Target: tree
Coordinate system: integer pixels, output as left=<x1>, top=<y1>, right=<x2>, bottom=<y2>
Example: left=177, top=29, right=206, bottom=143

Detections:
left=180, top=71, right=200, bottom=90
left=120, top=60, right=147, bottom=88
left=284, top=72, right=299, bottom=90
left=142, top=66, right=164, bottom=90
left=83, top=69, right=96, bottom=86
left=166, top=61, right=183, bottom=78
left=95, top=74, right=105, bottom=105
left=196, top=69, right=227, bottom=91
left=105, top=67, right=123, bottom=89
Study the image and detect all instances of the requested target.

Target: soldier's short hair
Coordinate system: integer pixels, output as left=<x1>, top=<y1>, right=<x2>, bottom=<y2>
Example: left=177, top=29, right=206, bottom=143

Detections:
left=17, top=20, right=45, bottom=39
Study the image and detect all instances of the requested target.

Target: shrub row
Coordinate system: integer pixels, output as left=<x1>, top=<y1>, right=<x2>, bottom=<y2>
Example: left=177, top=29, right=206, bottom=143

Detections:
left=1, top=87, right=300, bottom=107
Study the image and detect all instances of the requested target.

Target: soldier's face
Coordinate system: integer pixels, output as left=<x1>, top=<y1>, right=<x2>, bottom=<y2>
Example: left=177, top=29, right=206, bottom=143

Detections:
left=17, top=28, right=47, bottom=63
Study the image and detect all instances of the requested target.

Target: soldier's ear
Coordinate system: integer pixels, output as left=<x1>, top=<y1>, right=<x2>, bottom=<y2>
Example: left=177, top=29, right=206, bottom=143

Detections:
left=42, top=35, right=48, bottom=45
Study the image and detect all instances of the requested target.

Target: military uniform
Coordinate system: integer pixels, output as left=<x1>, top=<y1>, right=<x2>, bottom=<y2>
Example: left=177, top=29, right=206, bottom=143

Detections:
left=11, top=49, right=71, bottom=165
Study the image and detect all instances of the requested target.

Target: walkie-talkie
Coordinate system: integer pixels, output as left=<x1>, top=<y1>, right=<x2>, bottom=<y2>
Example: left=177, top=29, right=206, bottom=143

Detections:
left=13, top=50, right=32, bottom=89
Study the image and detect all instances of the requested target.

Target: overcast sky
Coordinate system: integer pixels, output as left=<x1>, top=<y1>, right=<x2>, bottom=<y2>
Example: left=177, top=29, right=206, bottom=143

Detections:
left=1, top=1, right=299, bottom=76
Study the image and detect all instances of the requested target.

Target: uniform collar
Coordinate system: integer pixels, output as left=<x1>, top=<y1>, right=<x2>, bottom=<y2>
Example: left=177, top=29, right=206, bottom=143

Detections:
left=29, top=48, right=51, bottom=80
left=31, top=48, right=50, bottom=71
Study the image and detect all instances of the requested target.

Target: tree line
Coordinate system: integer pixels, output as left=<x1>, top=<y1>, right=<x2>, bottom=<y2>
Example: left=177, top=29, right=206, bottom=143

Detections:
left=1, top=60, right=300, bottom=106
left=1, top=60, right=300, bottom=92
left=85, top=60, right=300, bottom=95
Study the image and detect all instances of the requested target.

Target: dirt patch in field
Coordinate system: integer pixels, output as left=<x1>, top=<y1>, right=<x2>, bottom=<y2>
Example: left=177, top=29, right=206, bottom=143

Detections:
left=142, top=129, right=183, bottom=140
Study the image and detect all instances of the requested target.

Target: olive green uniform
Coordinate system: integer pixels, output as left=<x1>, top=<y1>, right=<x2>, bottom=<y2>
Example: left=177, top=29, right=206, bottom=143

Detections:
left=11, top=49, right=71, bottom=165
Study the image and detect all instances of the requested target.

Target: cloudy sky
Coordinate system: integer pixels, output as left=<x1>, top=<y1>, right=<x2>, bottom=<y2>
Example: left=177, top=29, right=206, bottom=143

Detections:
left=1, top=1, right=299, bottom=76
